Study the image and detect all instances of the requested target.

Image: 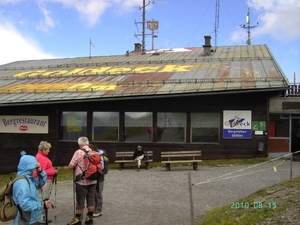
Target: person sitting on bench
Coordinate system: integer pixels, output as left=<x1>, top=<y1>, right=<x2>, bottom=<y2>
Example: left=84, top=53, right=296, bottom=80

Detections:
left=133, top=145, right=144, bottom=172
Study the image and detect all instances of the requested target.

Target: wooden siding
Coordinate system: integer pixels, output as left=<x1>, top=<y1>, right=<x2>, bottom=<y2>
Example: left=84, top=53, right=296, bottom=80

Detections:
left=0, top=91, right=270, bottom=174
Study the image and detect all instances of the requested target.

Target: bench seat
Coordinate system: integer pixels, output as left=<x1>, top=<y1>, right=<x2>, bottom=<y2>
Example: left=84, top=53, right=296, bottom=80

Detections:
left=161, top=151, right=201, bottom=171
left=115, top=151, right=153, bottom=170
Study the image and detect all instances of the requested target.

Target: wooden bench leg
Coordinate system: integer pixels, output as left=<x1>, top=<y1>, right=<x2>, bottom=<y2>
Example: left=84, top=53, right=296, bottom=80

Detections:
left=145, top=162, right=149, bottom=170
left=166, top=163, right=171, bottom=171
left=119, top=163, right=124, bottom=170
left=193, top=162, right=198, bottom=171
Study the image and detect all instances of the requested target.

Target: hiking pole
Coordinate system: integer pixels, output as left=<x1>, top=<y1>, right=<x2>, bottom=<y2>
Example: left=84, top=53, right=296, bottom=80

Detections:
left=54, top=171, right=57, bottom=221
left=73, top=169, right=76, bottom=215
left=44, top=198, right=49, bottom=225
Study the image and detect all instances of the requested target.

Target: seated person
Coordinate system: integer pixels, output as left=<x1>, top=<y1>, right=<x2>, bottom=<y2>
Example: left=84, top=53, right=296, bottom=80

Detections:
left=133, top=145, right=144, bottom=172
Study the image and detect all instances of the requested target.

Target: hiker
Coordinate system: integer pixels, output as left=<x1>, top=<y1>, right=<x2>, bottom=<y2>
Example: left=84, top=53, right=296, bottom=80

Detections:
left=133, top=145, right=145, bottom=172
left=34, top=141, right=58, bottom=224
left=89, top=145, right=108, bottom=218
left=12, top=155, right=51, bottom=225
left=67, top=137, right=97, bottom=225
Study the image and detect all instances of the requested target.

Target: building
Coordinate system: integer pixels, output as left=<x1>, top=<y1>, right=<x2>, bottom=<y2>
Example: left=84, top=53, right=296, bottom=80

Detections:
left=0, top=36, right=294, bottom=174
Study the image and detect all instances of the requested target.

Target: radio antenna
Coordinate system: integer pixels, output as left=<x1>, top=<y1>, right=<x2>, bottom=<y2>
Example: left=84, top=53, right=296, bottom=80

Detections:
left=214, top=0, right=220, bottom=47
left=239, top=7, right=258, bottom=45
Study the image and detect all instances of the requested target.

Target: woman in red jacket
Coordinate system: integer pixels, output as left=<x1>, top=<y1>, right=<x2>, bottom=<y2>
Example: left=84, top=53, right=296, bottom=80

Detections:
left=35, top=140, right=58, bottom=224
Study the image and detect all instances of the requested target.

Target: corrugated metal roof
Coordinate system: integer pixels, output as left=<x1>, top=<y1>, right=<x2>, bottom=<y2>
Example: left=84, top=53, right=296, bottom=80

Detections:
left=0, top=45, right=290, bottom=105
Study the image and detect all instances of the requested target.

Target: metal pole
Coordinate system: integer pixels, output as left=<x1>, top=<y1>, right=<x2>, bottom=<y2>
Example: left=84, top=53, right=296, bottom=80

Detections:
left=188, top=172, right=195, bottom=225
left=142, top=0, right=146, bottom=54
left=290, top=152, right=293, bottom=180
left=152, top=25, right=154, bottom=50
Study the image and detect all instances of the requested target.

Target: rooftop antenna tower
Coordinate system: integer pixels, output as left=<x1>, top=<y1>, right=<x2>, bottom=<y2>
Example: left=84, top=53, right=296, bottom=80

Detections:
left=134, top=0, right=152, bottom=54
left=214, top=0, right=220, bottom=46
left=239, top=7, right=258, bottom=45
left=134, top=1, right=167, bottom=54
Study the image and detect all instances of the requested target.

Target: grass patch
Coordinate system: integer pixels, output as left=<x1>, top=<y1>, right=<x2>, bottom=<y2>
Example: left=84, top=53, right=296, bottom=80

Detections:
left=197, top=177, right=300, bottom=225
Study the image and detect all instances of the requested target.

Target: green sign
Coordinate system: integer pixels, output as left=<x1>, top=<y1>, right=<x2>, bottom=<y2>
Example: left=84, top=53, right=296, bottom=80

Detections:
left=252, top=121, right=266, bottom=131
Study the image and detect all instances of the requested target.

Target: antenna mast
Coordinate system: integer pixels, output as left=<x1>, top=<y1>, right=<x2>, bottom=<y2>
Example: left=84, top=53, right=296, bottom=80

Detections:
left=134, top=0, right=152, bottom=54
left=134, top=1, right=167, bottom=53
left=239, top=7, right=258, bottom=45
left=214, top=0, right=220, bottom=46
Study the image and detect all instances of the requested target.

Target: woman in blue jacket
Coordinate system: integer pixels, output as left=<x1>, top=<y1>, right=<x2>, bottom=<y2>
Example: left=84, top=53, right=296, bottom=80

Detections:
left=13, top=155, right=51, bottom=225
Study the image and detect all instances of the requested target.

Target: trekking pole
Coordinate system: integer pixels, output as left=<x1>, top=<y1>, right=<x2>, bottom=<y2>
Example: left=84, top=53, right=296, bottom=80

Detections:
left=54, top=172, right=57, bottom=221
left=37, top=171, right=47, bottom=225
left=44, top=198, right=49, bottom=225
left=73, top=169, right=76, bottom=215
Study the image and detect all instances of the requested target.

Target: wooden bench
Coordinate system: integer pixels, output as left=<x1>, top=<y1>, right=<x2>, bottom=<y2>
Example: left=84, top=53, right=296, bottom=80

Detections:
left=161, top=151, right=202, bottom=171
left=115, top=151, right=153, bottom=170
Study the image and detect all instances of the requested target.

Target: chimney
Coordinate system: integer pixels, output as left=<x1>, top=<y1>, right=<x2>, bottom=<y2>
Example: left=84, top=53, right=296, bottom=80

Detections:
left=202, top=35, right=212, bottom=55
left=134, top=43, right=142, bottom=52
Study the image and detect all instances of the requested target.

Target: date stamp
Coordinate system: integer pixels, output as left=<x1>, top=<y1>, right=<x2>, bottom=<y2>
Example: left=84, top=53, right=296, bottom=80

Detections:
left=231, top=202, right=277, bottom=209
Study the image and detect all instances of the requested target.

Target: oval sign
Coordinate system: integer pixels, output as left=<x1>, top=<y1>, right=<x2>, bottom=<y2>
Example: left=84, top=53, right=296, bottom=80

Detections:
left=19, top=125, right=28, bottom=131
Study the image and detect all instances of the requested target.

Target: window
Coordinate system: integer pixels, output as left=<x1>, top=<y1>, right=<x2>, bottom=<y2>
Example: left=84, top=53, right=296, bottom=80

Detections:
left=157, top=112, right=186, bottom=142
left=60, top=112, right=87, bottom=140
left=93, top=112, right=119, bottom=141
left=124, top=112, right=152, bottom=142
left=269, top=114, right=289, bottom=137
left=191, top=113, right=220, bottom=143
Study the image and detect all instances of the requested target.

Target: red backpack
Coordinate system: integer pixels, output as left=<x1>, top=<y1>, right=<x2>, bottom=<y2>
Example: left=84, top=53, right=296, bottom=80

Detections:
left=78, top=149, right=102, bottom=180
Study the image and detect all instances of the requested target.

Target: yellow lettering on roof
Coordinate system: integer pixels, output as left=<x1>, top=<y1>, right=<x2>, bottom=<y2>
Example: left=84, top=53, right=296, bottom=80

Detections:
left=13, top=64, right=196, bottom=78
left=134, top=66, right=160, bottom=73
left=158, top=65, right=193, bottom=72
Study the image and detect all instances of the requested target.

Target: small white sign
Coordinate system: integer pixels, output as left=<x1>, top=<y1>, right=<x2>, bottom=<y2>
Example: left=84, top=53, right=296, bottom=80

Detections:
left=0, top=115, right=48, bottom=134
left=255, top=131, right=263, bottom=135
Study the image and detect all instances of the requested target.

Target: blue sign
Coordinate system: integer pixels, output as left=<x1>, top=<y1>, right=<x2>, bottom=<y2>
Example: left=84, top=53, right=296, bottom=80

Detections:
left=223, top=110, right=252, bottom=139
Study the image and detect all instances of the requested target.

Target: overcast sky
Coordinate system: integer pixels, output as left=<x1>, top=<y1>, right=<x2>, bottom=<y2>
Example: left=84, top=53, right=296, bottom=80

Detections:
left=0, top=0, right=299, bottom=82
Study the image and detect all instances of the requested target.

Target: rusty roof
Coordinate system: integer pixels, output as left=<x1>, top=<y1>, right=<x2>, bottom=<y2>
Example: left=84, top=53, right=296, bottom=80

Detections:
left=0, top=45, right=290, bottom=106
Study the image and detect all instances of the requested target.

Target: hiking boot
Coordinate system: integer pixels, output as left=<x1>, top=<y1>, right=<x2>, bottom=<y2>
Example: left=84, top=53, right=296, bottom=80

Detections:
left=85, top=215, right=93, bottom=225
left=67, top=217, right=81, bottom=225
left=93, top=211, right=102, bottom=217
left=38, top=219, right=52, bottom=224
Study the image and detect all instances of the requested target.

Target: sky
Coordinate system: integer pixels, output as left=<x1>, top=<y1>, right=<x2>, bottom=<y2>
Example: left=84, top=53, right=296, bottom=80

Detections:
left=0, top=0, right=299, bottom=83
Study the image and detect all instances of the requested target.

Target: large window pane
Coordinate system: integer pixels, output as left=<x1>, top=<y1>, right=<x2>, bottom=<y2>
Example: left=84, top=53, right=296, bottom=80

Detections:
left=191, top=113, right=220, bottom=143
left=157, top=112, right=186, bottom=142
left=124, top=112, right=152, bottom=142
left=93, top=112, right=119, bottom=141
left=60, top=112, right=87, bottom=140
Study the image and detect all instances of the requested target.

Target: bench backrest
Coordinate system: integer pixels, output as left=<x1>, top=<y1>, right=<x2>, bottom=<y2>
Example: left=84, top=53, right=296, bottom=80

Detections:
left=161, top=151, right=201, bottom=160
left=116, top=151, right=153, bottom=160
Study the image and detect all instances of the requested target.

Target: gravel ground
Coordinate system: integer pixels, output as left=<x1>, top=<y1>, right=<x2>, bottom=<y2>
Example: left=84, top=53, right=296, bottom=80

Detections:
left=4, top=160, right=300, bottom=225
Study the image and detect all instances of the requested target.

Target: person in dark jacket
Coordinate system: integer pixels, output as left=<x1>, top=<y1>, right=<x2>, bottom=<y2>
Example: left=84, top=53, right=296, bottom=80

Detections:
left=13, top=155, right=51, bottom=225
left=133, top=145, right=145, bottom=172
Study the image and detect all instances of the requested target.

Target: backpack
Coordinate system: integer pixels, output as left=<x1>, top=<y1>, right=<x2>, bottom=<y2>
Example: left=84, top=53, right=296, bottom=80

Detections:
left=0, top=176, right=29, bottom=222
left=76, top=149, right=102, bottom=181
left=102, top=155, right=109, bottom=175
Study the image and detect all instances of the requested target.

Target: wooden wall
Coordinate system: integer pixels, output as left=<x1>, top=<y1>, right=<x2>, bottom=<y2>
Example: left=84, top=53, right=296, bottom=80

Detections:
left=0, top=91, right=270, bottom=174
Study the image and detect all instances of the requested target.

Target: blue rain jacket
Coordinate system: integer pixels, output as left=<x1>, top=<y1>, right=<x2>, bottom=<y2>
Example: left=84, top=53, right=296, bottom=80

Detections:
left=13, top=155, right=47, bottom=225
